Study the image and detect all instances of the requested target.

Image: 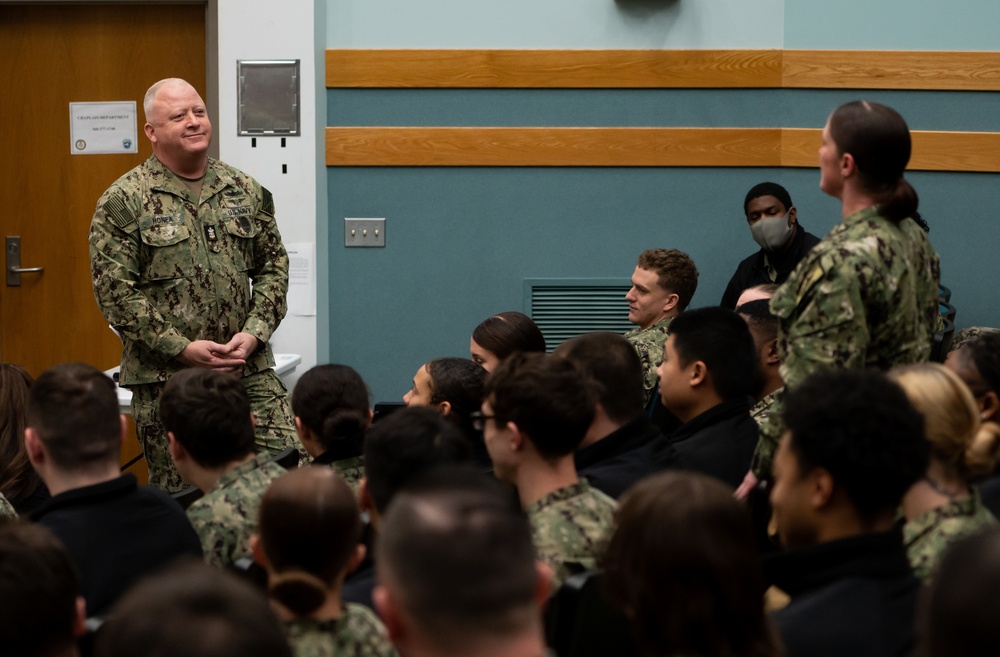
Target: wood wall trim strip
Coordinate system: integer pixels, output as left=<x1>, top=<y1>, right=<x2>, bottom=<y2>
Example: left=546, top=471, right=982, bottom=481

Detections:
left=327, top=127, right=783, bottom=167
left=327, top=48, right=1000, bottom=91
left=327, top=126, right=1000, bottom=172
left=782, top=50, right=1000, bottom=91
left=326, top=49, right=783, bottom=88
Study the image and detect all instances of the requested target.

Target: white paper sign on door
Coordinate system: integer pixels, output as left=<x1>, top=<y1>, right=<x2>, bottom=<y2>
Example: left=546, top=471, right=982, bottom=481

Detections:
left=70, top=101, right=138, bottom=155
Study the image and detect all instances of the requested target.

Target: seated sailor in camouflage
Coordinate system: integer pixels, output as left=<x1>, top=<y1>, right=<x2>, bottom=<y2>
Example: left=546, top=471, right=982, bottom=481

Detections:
left=161, top=369, right=286, bottom=567
left=89, top=78, right=296, bottom=492
left=481, top=352, right=616, bottom=588
left=735, top=298, right=785, bottom=488
left=624, top=248, right=699, bottom=407
left=374, top=467, right=552, bottom=657
left=891, top=364, right=1000, bottom=582
left=292, top=365, right=371, bottom=495
left=250, top=467, right=397, bottom=657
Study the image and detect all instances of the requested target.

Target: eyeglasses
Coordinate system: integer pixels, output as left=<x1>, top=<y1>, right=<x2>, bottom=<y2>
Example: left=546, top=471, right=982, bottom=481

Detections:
left=470, top=411, right=496, bottom=432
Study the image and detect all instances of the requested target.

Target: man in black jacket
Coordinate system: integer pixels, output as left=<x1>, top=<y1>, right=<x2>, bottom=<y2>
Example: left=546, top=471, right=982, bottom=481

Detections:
left=652, top=307, right=759, bottom=489
left=720, top=182, right=821, bottom=309
left=765, top=369, right=928, bottom=657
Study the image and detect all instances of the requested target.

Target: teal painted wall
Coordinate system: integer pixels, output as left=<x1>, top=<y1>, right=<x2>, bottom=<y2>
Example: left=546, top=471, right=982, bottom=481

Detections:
left=324, top=2, right=1000, bottom=402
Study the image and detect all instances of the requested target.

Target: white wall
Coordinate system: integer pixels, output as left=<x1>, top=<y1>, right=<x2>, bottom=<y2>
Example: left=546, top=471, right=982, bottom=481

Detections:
left=327, top=0, right=785, bottom=48
left=216, top=0, right=322, bottom=389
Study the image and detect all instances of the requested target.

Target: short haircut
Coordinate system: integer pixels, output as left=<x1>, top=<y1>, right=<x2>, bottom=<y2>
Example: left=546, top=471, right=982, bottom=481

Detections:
left=96, top=561, right=291, bottom=657
left=668, top=307, right=758, bottom=401
left=363, top=406, right=471, bottom=513
left=426, top=357, right=488, bottom=439
left=377, top=467, right=537, bottom=652
left=736, top=298, right=779, bottom=345
left=964, top=333, right=1000, bottom=397
left=159, top=369, right=255, bottom=468
left=554, top=332, right=644, bottom=424
left=604, top=472, right=780, bottom=657
left=472, top=311, right=547, bottom=360
left=483, top=352, right=596, bottom=459
left=920, top=527, right=1000, bottom=657
left=26, top=362, right=121, bottom=470
left=291, top=364, right=370, bottom=453
left=0, top=521, right=80, bottom=657
left=743, top=181, right=793, bottom=217
left=635, top=249, right=699, bottom=312
left=258, top=468, right=362, bottom=616
left=782, top=369, right=929, bottom=521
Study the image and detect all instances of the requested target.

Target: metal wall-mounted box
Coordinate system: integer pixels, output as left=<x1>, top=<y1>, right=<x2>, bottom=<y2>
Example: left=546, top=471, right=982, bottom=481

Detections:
left=344, top=218, right=385, bottom=248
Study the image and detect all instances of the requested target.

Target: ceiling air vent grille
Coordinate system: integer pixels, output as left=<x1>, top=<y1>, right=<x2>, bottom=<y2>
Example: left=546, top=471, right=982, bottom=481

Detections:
left=525, top=278, right=632, bottom=351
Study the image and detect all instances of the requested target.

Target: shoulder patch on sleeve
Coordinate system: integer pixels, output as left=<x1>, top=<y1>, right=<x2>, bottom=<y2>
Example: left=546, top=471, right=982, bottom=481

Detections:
left=261, top=187, right=275, bottom=217
left=103, top=196, right=138, bottom=233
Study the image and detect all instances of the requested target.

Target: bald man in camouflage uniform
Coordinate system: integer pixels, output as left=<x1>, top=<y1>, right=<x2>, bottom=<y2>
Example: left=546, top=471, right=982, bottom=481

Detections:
left=89, top=78, right=296, bottom=491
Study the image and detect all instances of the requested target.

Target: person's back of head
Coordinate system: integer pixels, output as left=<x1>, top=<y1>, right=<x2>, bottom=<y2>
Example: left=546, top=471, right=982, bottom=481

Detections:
left=920, top=526, right=1000, bottom=657
left=554, top=332, right=644, bottom=425
left=736, top=299, right=781, bottom=397
left=483, top=352, right=596, bottom=459
left=0, top=520, right=83, bottom=657
left=891, top=363, right=1000, bottom=482
left=374, top=467, right=544, bottom=656
left=636, top=249, right=699, bottom=312
left=254, top=467, right=362, bottom=617
left=604, top=472, right=779, bottom=657
left=0, top=364, right=42, bottom=508
left=160, top=368, right=255, bottom=468
left=773, top=369, right=928, bottom=547
left=26, top=362, right=121, bottom=474
left=425, top=357, right=488, bottom=440
left=363, top=406, right=471, bottom=515
left=949, top=332, right=1000, bottom=425
left=96, top=560, right=291, bottom=657
left=471, top=311, right=547, bottom=371
left=667, top=306, right=758, bottom=402
left=291, top=364, right=370, bottom=457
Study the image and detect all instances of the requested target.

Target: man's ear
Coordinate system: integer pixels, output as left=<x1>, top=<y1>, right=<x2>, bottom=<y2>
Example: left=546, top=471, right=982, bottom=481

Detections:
left=437, top=400, right=452, bottom=417
left=118, top=414, right=128, bottom=448
left=533, top=561, right=553, bottom=608
left=249, top=533, right=267, bottom=568
left=143, top=122, right=155, bottom=142
left=506, top=421, right=526, bottom=453
left=980, top=391, right=999, bottom=423
left=346, top=544, right=367, bottom=575
left=787, top=206, right=798, bottom=226
left=662, top=293, right=680, bottom=314
left=167, top=431, right=186, bottom=464
left=689, top=361, right=708, bottom=388
left=24, top=428, right=45, bottom=467
left=72, top=596, right=87, bottom=638
left=840, top=152, right=856, bottom=178
left=373, top=584, right=405, bottom=643
left=765, top=338, right=781, bottom=366
left=808, top=467, right=836, bottom=509
left=249, top=413, right=257, bottom=431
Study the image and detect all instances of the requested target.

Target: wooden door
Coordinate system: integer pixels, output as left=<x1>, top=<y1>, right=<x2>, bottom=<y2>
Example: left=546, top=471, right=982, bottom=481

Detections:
left=0, top=4, right=206, bottom=481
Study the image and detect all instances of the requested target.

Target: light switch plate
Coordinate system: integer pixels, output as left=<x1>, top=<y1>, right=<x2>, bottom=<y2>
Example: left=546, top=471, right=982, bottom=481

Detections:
left=344, top=218, right=385, bottom=248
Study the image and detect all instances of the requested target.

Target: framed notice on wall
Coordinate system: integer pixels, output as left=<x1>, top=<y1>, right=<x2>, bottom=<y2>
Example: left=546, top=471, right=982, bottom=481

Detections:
left=69, top=101, right=138, bottom=155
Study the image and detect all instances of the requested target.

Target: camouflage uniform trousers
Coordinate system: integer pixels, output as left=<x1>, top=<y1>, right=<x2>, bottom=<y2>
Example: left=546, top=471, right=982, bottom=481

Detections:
left=131, top=368, right=298, bottom=492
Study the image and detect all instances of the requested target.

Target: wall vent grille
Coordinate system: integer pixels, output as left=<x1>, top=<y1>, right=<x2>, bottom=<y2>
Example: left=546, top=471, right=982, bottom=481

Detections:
left=525, top=278, right=633, bottom=351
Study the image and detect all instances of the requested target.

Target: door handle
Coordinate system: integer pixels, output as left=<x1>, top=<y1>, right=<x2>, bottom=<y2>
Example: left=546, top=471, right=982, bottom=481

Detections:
left=5, top=236, right=45, bottom=286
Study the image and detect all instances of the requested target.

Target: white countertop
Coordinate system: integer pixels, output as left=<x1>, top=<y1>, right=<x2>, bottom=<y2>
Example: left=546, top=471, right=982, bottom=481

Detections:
left=104, top=353, right=302, bottom=414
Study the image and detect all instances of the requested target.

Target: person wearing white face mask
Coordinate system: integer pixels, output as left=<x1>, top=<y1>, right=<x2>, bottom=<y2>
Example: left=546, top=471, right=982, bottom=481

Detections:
left=720, top=182, right=821, bottom=309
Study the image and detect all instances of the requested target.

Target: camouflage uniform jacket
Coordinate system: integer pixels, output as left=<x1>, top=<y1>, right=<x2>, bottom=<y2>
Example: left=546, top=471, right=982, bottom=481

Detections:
left=313, top=452, right=365, bottom=497
left=750, top=388, right=784, bottom=479
left=0, top=491, right=15, bottom=518
left=625, top=316, right=674, bottom=407
left=951, top=326, right=1000, bottom=352
left=89, top=155, right=289, bottom=386
left=187, top=452, right=286, bottom=567
left=770, top=205, right=940, bottom=391
left=526, top=479, right=617, bottom=589
left=284, top=604, right=398, bottom=657
left=904, top=490, right=997, bottom=583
